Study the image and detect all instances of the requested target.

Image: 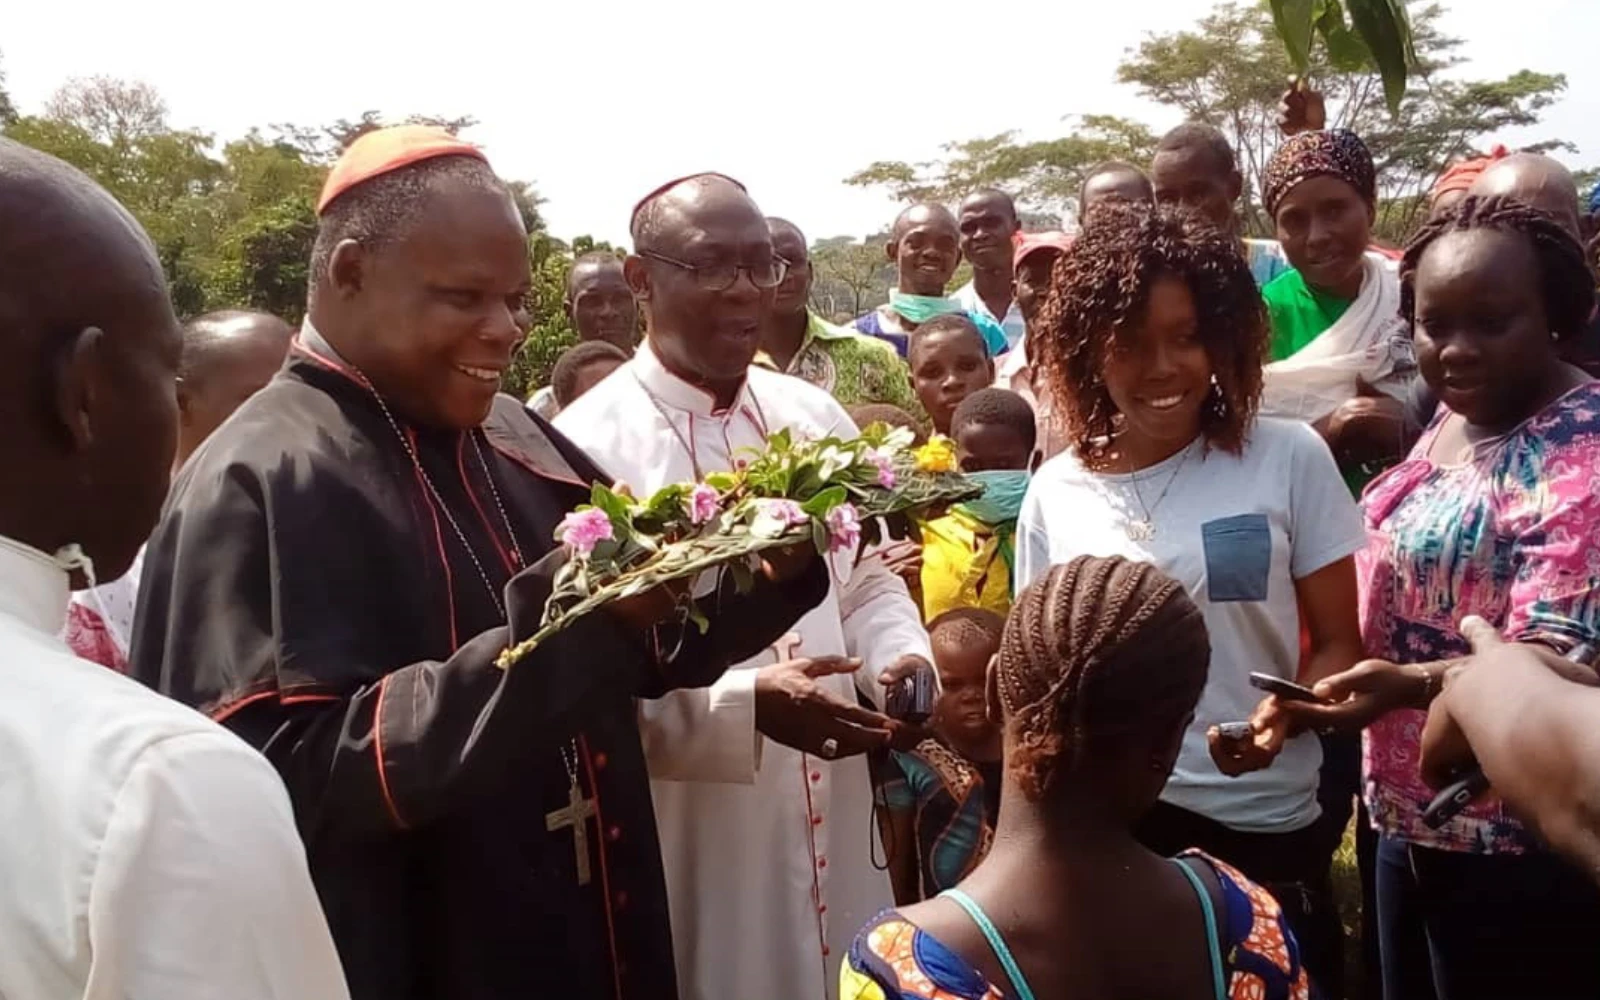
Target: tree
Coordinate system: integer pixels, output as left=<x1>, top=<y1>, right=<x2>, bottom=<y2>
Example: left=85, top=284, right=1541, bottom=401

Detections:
left=845, top=115, right=1158, bottom=222
left=43, top=76, right=169, bottom=145
left=503, top=235, right=627, bottom=400
left=810, top=237, right=891, bottom=319
left=268, top=111, right=481, bottom=165
left=1118, top=1, right=1569, bottom=239
left=0, top=52, right=17, bottom=127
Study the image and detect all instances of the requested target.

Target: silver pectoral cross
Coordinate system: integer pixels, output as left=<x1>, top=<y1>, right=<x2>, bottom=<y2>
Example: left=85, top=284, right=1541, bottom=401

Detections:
left=546, top=777, right=598, bottom=886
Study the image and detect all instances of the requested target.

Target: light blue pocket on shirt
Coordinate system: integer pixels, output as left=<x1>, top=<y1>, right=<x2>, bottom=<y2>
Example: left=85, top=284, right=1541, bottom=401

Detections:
left=1202, top=514, right=1271, bottom=602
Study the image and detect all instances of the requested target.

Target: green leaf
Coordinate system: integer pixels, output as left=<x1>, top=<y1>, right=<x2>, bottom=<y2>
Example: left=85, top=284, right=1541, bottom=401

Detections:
left=811, top=520, right=831, bottom=556
left=728, top=558, right=755, bottom=594
left=1269, top=0, right=1317, bottom=73
left=1310, top=0, right=1370, bottom=71
left=801, top=485, right=848, bottom=518
left=1346, top=0, right=1412, bottom=113
left=704, top=471, right=738, bottom=492
left=588, top=485, right=631, bottom=527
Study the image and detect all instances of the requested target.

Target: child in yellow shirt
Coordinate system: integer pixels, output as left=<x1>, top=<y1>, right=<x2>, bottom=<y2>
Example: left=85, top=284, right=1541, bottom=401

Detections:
left=919, top=388, right=1036, bottom=621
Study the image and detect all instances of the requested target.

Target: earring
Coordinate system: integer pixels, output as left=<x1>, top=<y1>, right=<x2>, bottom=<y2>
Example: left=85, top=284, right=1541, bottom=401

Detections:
left=1551, top=330, right=1560, bottom=342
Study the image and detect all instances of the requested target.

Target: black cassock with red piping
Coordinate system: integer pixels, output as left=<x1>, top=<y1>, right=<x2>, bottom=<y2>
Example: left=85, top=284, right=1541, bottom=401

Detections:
left=130, top=347, right=826, bottom=1000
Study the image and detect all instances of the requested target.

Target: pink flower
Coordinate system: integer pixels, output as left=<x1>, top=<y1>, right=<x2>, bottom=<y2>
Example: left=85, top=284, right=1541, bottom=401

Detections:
left=750, top=498, right=809, bottom=538
left=687, top=483, right=721, bottom=525
left=867, top=449, right=896, bottom=489
left=557, top=508, right=614, bottom=555
left=825, top=503, right=862, bottom=553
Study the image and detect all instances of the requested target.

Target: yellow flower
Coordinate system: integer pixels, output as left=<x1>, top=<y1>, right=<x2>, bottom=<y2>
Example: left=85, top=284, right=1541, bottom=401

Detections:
left=914, top=435, right=958, bottom=473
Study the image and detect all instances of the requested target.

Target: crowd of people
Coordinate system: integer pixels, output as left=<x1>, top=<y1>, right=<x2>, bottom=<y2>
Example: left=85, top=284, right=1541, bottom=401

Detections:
left=5, top=83, right=1600, bottom=1000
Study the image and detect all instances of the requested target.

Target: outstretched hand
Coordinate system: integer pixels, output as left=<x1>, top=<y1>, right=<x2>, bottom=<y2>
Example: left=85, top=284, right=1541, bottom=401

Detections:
left=1420, top=617, right=1600, bottom=789
left=755, top=656, right=905, bottom=759
left=1275, top=658, right=1427, bottom=735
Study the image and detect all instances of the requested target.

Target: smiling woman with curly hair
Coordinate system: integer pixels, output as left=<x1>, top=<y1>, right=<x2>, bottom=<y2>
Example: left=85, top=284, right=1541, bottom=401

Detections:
left=1033, top=201, right=1266, bottom=462
left=1015, top=201, right=1367, bottom=994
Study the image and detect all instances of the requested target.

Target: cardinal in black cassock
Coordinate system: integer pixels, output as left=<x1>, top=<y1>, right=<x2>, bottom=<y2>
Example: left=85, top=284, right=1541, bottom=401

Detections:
left=128, top=128, right=827, bottom=1000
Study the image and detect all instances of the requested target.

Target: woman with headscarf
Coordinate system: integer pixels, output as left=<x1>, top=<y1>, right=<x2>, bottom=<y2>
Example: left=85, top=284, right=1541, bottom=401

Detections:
left=1258, top=130, right=1415, bottom=492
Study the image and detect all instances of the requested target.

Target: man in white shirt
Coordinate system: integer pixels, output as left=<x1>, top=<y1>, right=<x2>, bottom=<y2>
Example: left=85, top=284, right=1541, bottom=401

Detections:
left=0, top=136, right=348, bottom=1000
left=557, top=172, right=933, bottom=1000
left=952, top=188, right=1025, bottom=350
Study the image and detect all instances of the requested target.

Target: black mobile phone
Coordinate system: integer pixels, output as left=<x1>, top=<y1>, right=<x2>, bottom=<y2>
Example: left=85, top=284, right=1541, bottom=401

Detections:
left=886, top=662, right=938, bottom=724
left=1423, top=640, right=1599, bottom=829
left=1248, top=671, right=1327, bottom=704
left=1216, top=721, right=1254, bottom=741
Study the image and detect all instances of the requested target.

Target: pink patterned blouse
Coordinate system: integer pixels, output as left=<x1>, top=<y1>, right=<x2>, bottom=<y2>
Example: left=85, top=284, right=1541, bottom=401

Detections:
left=1358, top=381, right=1600, bottom=853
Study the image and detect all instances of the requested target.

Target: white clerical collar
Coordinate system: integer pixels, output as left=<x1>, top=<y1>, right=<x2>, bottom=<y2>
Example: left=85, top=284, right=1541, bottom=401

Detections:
left=0, top=534, right=72, bottom=637
left=633, top=339, right=755, bottom=418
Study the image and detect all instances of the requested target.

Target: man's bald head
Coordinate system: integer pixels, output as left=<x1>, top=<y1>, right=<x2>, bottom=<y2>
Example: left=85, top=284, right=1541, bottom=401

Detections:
left=176, top=310, right=293, bottom=466
left=0, top=137, right=181, bottom=581
left=630, top=173, right=754, bottom=253
left=1471, top=153, right=1583, bottom=239
left=625, top=173, right=774, bottom=399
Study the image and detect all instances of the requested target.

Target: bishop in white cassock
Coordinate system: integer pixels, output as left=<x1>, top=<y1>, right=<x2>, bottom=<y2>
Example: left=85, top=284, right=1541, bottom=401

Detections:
left=555, top=173, right=932, bottom=1000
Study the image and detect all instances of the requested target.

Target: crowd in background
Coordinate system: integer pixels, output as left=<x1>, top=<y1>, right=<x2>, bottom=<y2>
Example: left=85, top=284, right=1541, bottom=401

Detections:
left=6, top=75, right=1600, bottom=1000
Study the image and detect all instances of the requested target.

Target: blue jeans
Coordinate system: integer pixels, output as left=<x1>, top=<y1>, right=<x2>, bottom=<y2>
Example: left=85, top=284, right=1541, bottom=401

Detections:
left=1375, top=835, right=1600, bottom=1000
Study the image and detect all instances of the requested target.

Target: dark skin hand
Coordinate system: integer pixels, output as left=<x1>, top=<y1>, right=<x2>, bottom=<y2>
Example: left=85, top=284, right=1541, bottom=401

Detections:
left=1421, top=616, right=1600, bottom=793
left=1318, top=378, right=1409, bottom=467
left=754, top=654, right=930, bottom=757
left=1278, top=80, right=1327, bottom=136
left=1208, top=555, right=1363, bottom=775
left=601, top=541, right=816, bottom=632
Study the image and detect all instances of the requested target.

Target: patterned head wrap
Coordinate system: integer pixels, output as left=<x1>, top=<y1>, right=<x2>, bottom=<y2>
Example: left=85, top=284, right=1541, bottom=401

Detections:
left=1263, top=129, right=1377, bottom=218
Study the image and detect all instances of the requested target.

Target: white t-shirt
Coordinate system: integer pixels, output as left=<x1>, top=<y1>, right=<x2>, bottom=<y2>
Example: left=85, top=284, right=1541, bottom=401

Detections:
left=1015, top=418, right=1364, bottom=832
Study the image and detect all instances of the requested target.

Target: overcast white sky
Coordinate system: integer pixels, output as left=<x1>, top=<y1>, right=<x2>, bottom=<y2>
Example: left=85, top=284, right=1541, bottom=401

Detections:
left=5, top=0, right=1595, bottom=244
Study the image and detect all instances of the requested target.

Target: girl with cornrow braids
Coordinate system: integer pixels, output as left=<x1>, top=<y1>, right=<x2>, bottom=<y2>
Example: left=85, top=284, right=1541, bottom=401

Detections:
left=1261, top=195, right=1600, bottom=1000
left=841, top=556, right=1312, bottom=999
left=1013, top=201, right=1364, bottom=993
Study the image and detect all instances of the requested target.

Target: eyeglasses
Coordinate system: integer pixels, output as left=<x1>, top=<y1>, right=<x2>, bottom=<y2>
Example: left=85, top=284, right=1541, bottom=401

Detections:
left=638, top=250, right=789, bottom=291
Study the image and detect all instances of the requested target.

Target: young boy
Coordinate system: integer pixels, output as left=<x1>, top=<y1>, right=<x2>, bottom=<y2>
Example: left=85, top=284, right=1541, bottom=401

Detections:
left=907, top=314, right=995, bottom=437
left=882, top=607, right=1005, bottom=903
left=547, top=340, right=628, bottom=414
left=920, top=388, right=1036, bottom=620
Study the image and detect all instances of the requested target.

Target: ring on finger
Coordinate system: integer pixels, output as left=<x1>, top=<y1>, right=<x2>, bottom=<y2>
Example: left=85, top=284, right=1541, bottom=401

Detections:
left=819, top=737, right=839, bottom=759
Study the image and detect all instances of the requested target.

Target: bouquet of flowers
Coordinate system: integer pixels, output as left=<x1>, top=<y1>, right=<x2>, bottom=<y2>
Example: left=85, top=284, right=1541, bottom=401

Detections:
left=497, top=425, right=977, bottom=669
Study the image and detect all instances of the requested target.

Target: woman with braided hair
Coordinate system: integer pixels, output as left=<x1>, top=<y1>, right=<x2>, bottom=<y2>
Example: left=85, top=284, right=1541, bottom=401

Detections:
left=1257, top=195, right=1600, bottom=1000
left=1014, top=201, right=1363, bottom=992
left=841, top=555, right=1312, bottom=999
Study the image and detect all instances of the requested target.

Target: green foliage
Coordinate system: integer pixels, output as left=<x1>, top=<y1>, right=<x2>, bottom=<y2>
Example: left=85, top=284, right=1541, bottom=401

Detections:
left=501, top=234, right=629, bottom=401
left=1117, top=1, right=1568, bottom=240
left=844, top=115, right=1158, bottom=222
left=1270, top=0, right=1416, bottom=111
left=810, top=235, right=893, bottom=319
left=845, top=1, right=1571, bottom=247
left=0, top=53, right=17, bottom=127
left=5, top=77, right=570, bottom=360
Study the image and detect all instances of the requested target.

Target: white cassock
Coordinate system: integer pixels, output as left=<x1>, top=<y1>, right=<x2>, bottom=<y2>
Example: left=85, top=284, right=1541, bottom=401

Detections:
left=556, top=344, right=931, bottom=1000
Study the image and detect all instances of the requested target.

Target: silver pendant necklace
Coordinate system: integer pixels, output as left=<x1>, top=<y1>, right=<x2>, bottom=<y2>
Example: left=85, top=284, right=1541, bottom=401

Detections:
left=1120, top=442, right=1193, bottom=542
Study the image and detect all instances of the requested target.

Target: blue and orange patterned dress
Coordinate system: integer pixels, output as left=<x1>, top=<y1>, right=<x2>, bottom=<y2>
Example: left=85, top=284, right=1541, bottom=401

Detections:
left=839, top=851, right=1312, bottom=999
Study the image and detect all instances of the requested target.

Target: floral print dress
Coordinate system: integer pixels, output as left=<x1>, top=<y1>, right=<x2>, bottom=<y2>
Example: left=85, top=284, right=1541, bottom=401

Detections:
left=839, top=851, right=1312, bottom=999
left=1359, top=381, right=1600, bottom=853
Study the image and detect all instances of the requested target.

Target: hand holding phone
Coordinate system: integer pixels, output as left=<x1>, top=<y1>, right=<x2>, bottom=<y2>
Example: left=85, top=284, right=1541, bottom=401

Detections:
left=1248, top=671, right=1328, bottom=704
left=885, top=660, right=938, bottom=724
